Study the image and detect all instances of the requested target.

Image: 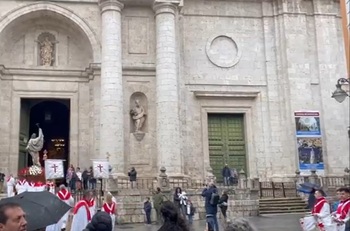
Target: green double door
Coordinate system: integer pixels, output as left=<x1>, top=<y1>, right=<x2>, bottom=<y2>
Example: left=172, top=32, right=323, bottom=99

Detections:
left=208, top=114, right=247, bottom=182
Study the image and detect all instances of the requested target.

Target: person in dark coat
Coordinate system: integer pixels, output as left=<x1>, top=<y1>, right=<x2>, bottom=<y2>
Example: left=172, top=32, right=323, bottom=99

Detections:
left=222, top=164, right=231, bottom=186
left=219, top=190, right=229, bottom=220
left=128, top=167, right=137, bottom=188
left=202, top=183, right=219, bottom=231
left=307, top=188, right=316, bottom=210
left=144, top=197, right=152, bottom=225
left=82, top=168, right=89, bottom=190
left=83, top=211, right=112, bottom=231
left=173, top=187, right=182, bottom=214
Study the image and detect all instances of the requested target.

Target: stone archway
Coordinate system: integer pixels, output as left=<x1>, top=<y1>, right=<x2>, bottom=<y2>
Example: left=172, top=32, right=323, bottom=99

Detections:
left=0, top=2, right=101, bottom=62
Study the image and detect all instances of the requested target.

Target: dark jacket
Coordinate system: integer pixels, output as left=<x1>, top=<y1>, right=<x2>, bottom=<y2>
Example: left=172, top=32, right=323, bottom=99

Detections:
left=201, top=187, right=218, bottom=215
left=219, top=193, right=228, bottom=206
left=144, top=201, right=152, bottom=213
left=173, top=193, right=181, bottom=208
left=128, top=169, right=137, bottom=181
left=153, top=192, right=164, bottom=209
left=222, top=166, right=231, bottom=177
left=82, top=170, right=89, bottom=181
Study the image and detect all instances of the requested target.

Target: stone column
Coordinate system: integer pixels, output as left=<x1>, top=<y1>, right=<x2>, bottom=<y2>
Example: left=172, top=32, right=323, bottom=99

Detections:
left=153, top=1, right=182, bottom=176
left=99, top=0, right=124, bottom=177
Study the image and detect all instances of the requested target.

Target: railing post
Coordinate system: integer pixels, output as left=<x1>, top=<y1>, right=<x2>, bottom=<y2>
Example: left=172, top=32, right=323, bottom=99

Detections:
left=259, top=182, right=263, bottom=198
left=272, top=182, right=275, bottom=198
left=309, top=169, right=319, bottom=185
left=282, top=183, right=286, bottom=198
left=295, top=170, right=301, bottom=197
left=238, top=169, right=247, bottom=189
left=158, top=167, right=170, bottom=191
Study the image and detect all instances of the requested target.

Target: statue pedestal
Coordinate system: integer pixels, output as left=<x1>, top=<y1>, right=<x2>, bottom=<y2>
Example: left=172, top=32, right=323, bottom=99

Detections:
left=18, top=166, right=45, bottom=183
left=25, top=175, right=46, bottom=183
left=129, top=133, right=150, bottom=166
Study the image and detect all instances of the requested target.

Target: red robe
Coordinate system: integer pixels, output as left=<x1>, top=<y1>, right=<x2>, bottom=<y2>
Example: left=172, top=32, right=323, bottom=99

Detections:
left=312, top=197, right=327, bottom=229
left=57, top=189, right=72, bottom=201
left=102, top=202, right=116, bottom=215
left=71, top=200, right=91, bottom=231
left=336, top=199, right=350, bottom=222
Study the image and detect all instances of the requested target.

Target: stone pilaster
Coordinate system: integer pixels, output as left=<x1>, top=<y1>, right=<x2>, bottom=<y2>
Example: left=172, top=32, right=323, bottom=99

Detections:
left=99, top=0, right=125, bottom=177
left=153, top=1, right=182, bottom=176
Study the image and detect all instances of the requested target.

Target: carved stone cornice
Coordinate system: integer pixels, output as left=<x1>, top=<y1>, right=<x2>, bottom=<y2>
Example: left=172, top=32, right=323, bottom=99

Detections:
left=0, top=64, right=101, bottom=82
left=99, top=0, right=124, bottom=13
left=153, top=0, right=180, bottom=15
left=193, top=90, right=260, bottom=99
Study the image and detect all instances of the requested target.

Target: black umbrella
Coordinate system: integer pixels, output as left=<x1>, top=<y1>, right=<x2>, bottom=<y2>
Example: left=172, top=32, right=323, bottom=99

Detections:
left=0, top=191, right=71, bottom=231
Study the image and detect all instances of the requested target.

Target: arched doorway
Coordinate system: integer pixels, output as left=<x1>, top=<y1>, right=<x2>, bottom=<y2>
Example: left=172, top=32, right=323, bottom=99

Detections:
left=19, top=98, right=70, bottom=171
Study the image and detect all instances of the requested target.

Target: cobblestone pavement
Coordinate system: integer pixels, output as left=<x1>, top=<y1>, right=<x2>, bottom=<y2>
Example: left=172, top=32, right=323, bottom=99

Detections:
left=116, top=214, right=303, bottom=231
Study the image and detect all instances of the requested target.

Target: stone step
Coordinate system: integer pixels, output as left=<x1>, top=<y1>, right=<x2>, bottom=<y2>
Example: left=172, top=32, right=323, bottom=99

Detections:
left=259, top=202, right=306, bottom=207
left=259, top=206, right=307, bottom=211
left=258, top=197, right=307, bottom=215
left=259, top=200, right=306, bottom=204
left=259, top=197, right=304, bottom=202
left=259, top=209, right=309, bottom=215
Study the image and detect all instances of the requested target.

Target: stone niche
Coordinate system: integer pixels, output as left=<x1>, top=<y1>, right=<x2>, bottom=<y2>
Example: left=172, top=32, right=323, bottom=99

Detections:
left=129, top=92, right=150, bottom=166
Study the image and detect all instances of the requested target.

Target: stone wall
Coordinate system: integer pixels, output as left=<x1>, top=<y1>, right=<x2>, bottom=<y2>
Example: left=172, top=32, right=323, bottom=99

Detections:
left=112, top=188, right=259, bottom=224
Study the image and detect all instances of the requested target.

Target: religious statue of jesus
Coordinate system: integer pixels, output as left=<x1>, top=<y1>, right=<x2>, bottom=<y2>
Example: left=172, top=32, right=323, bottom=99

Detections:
left=26, top=123, right=44, bottom=166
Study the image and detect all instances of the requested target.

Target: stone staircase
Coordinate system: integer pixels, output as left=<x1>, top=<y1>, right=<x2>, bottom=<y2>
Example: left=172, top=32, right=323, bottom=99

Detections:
left=259, top=197, right=309, bottom=215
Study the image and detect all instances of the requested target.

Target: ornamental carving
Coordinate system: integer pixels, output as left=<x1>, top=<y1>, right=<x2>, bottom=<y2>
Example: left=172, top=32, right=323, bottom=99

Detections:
left=206, top=35, right=241, bottom=68
left=36, top=32, right=57, bottom=67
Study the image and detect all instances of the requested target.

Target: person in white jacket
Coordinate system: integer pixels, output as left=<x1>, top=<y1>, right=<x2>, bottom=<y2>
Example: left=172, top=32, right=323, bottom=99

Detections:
left=312, top=189, right=335, bottom=231
left=6, top=174, right=15, bottom=197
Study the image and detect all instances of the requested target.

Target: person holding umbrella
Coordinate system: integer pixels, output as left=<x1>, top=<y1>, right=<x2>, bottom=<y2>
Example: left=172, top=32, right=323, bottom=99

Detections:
left=0, top=202, right=27, bottom=231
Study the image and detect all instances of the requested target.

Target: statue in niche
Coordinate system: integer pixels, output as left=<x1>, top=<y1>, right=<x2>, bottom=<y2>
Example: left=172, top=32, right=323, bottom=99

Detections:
left=39, top=37, right=54, bottom=66
left=36, top=34, right=58, bottom=66
left=130, top=99, right=146, bottom=133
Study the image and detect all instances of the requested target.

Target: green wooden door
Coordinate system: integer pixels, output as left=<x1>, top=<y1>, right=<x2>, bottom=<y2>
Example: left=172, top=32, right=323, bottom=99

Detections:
left=208, top=114, right=246, bottom=182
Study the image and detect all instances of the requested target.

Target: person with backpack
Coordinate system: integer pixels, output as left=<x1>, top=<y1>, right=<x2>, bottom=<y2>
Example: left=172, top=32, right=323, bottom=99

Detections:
left=202, top=182, right=220, bottom=231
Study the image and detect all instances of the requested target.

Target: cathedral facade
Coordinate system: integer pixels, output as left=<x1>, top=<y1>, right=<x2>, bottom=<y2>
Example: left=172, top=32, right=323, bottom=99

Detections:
left=0, top=0, right=348, bottom=181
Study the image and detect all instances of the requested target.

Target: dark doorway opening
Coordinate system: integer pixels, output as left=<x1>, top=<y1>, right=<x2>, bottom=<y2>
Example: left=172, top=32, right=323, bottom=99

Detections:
left=19, top=99, right=70, bottom=172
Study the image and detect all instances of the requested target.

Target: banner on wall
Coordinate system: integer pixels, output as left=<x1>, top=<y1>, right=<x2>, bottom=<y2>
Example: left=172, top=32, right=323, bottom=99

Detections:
left=294, top=111, right=324, bottom=173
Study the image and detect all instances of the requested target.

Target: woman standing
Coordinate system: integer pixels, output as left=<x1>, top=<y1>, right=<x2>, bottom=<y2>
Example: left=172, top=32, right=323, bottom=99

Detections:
left=174, top=187, right=182, bottom=213
left=219, top=190, right=229, bottom=220
left=312, top=189, right=334, bottom=231
left=102, top=193, right=117, bottom=231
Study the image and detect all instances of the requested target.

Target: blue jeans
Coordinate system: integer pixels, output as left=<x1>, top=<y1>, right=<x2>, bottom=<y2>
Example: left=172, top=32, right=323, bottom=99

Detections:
left=145, top=211, right=151, bottom=224
left=187, top=215, right=193, bottom=224
left=223, top=177, right=230, bottom=186
left=207, top=214, right=219, bottom=231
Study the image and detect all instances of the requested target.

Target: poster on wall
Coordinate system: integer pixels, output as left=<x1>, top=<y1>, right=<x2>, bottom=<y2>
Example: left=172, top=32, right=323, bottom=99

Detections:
left=295, top=111, right=321, bottom=136
left=294, top=111, right=324, bottom=174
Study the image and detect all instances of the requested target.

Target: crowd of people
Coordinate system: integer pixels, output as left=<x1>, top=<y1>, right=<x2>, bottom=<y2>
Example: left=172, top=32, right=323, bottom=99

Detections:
left=6, top=164, right=350, bottom=231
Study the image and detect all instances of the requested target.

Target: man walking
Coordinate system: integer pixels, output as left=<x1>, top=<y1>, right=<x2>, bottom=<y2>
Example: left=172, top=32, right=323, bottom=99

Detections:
left=222, top=164, right=231, bottom=186
left=202, top=182, right=220, bottom=231
left=153, top=187, right=164, bottom=224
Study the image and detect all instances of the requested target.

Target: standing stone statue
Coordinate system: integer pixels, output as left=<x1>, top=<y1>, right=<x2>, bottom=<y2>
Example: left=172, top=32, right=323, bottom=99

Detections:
left=130, top=99, right=146, bottom=132
left=26, top=123, right=44, bottom=166
left=38, top=37, right=54, bottom=66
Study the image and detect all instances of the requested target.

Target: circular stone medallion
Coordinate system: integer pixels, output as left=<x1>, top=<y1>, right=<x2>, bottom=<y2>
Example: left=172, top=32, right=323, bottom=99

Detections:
left=206, top=35, right=241, bottom=68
